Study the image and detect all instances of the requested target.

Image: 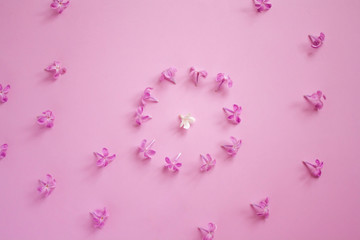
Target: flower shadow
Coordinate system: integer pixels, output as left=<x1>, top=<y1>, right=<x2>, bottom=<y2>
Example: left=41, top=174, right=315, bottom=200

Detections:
left=81, top=214, right=101, bottom=236
left=28, top=189, right=47, bottom=207
left=298, top=42, right=318, bottom=57
left=239, top=6, right=259, bottom=17
left=26, top=122, right=48, bottom=140
left=289, top=101, right=319, bottom=116
left=37, top=9, right=60, bottom=23
left=298, top=164, right=317, bottom=186
left=210, top=84, right=230, bottom=98
left=81, top=154, right=103, bottom=182
left=215, top=112, right=238, bottom=131
left=38, top=71, right=55, bottom=85
left=170, top=122, right=188, bottom=137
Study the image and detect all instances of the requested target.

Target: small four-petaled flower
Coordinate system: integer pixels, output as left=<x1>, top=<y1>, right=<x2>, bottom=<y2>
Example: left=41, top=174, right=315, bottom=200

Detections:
left=308, top=32, right=325, bottom=48
left=254, top=0, right=272, bottom=12
left=50, top=0, right=70, bottom=14
left=304, top=90, right=326, bottom=110
left=90, top=207, right=109, bottom=228
left=141, top=87, right=159, bottom=106
left=37, top=110, right=55, bottom=128
left=0, top=84, right=10, bottom=103
left=94, top=148, right=116, bottom=167
left=135, top=106, right=152, bottom=125
left=0, top=144, right=8, bottom=160
left=223, top=104, right=242, bottom=124
left=179, top=113, right=196, bottom=129
left=165, top=153, right=182, bottom=172
left=45, top=61, right=67, bottom=79
left=139, top=139, right=156, bottom=159
left=303, top=159, right=323, bottom=178
left=216, top=73, right=233, bottom=91
left=38, top=174, right=56, bottom=197
left=198, top=222, right=217, bottom=240
left=222, top=136, right=242, bottom=156
left=200, top=154, right=216, bottom=172
left=160, top=67, right=177, bottom=84
left=190, top=67, right=208, bottom=86
left=251, top=197, right=269, bottom=218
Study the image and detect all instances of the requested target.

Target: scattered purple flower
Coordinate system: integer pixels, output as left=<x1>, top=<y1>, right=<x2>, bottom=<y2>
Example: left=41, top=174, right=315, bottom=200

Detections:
left=254, top=0, right=272, bottom=12
left=308, top=32, right=325, bottom=48
left=45, top=61, right=67, bottom=79
left=251, top=197, right=269, bottom=218
left=190, top=67, right=208, bottom=86
left=90, top=207, right=109, bottom=228
left=141, top=87, right=159, bottom=106
left=135, top=106, right=151, bottom=125
left=37, top=110, right=55, bottom=128
left=198, top=222, right=217, bottom=240
left=50, top=0, right=70, bottom=14
left=223, top=104, right=242, bottom=124
left=200, top=154, right=216, bottom=172
left=165, top=153, right=182, bottom=172
left=94, top=148, right=116, bottom=167
left=38, top=174, right=56, bottom=197
left=304, top=90, right=326, bottom=110
left=139, top=139, right=156, bottom=159
left=0, top=84, right=10, bottom=103
left=216, top=73, right=233, bottom=91
left=0, top=144, right=8, bottom=160
left=303, top=159, right=323, bottom=178
left=160, top=67, right=177, bottom=84
left=222, top=137, right=242, bottom=156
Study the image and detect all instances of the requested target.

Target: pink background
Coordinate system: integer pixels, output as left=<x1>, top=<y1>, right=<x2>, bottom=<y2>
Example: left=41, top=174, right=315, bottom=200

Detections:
left=1, top=0, right=360, bottom=239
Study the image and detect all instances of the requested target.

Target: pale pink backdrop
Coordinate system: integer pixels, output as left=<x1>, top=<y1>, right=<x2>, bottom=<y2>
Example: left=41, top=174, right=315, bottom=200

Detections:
left=1, top=0, right=360, bottom=239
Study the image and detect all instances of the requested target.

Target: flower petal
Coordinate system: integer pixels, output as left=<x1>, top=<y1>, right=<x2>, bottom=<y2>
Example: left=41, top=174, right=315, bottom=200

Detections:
left=102, top=148, right=109, bottom=157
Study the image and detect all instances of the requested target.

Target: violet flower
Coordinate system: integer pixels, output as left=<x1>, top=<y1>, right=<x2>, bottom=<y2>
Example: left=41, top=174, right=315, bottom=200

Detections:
left=222, top=137, right=242, bottom=156
left=135, top=106, right=151, bottom=125
left=190, top=67, right=208, bottom=86
left=251, top=197, right=269, bottom=218
left=303, top=159, right=323, bottom=178
left=139, top=139, right=156, bottom=159
left=94, top=148, right=116, bottom=167
left=45, top=61, right=67, bottom=79
left=308, top=32, right=325, bottom=48
left=37, top=110, right=55, bottom=128
left=223, top=104, right=242, bottom=124
left=0, top=84, right=10, bottom=103
left=160, top=67, right=177, bottom=84
left=216, top=73, right=233, bottom=91
left=50, top=0, right=70, bottom=14
left=304, top=90, right=326, bottom=110
left=200, top=154, right=216, bottom=172
left=165, top=153, right=182, bottom=172
left=0, top=144, right=8, bottom=160
left=90, top=207, right=109, bottom=228
left=141, top=87, right=159, bottom=106
left=198, top=222, right=217, bottom=240
left=38, top=174, right=56, bottom=197
left=254, top=0, right=272, bottom=12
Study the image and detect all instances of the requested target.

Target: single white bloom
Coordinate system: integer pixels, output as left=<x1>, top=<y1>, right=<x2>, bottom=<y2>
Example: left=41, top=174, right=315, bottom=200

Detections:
left=179, top=113, right=196, bottom=129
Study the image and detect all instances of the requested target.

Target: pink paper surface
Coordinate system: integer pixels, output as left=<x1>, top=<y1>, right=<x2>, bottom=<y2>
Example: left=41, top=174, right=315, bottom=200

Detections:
left=1, top=0, right=360, bottom=239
